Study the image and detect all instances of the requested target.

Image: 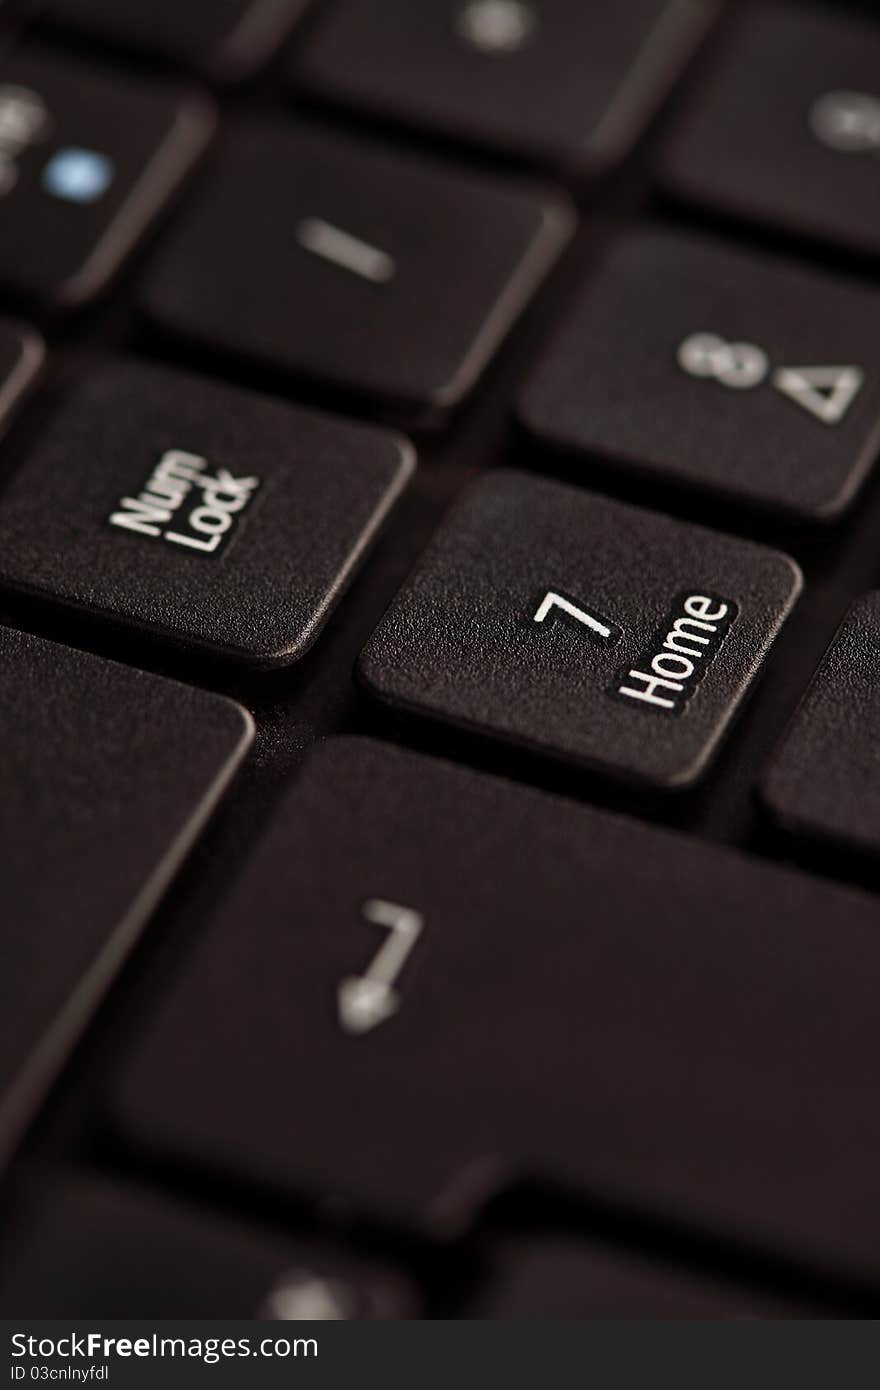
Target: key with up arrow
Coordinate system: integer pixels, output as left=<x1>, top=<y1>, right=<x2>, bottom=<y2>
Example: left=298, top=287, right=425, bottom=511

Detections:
left=519, top=228, right=880, bottom=523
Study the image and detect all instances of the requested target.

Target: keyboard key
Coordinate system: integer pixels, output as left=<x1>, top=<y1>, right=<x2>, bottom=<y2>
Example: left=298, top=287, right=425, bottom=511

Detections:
left=0, top=319, right=44, bottom=433
left=0, top=1175, right=415, bottom=1317
left=0, top=625, right=251, bottom=1156
left=518, top=229, right=880, bottom=523
left=112, top=738, right=880, bottom=1282
left=0, top=49, right=213, bottom=309
left=0, top=359, right=414, bottom=665
left=468, top=1235, right=804, bottom=1318
left=659, top=3, right=880, bottom=259
left=296, top=0, right=718, bottom=175
left=761, top=593, right=880, bottom=859
left=42, top=0, right=309, bottom=83
left=357, top=471, right=800, bottom=790
left=141, top=124, right=573, bottom=422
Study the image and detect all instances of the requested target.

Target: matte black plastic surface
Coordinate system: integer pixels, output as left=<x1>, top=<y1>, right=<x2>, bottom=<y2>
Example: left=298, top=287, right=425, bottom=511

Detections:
left=660, top=3, right=880, bottom=258
left=296, top=0, right=717, bottom=174
left=0, top=49, right=213, bottom=308
left=141, top=122, right=573, bottom=420
left=0, top=624, right=252, bottom=1155
left=0, top=358, right=415, bottom=664
left=469, top=1235, right=804, bottom=1319
left=0, top=319, right=43, bottom=434
left=0, top=1174, right=414, bottom=1318
left=761, top=591, right=880, bottom=858
left=519, top=228, right=880, bottom=522
left=113, top=738, right=880, bottom=1285
left=358, top=470, right=801, bottom=790
left=41, top=0, right=308, bottom=82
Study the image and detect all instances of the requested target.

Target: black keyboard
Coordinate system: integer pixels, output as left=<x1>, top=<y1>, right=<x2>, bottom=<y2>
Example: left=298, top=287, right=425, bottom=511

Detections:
left=2, top=0, right=880, bottom=1320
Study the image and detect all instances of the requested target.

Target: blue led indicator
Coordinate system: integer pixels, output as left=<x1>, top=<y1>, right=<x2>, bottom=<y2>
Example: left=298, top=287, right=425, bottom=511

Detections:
left=42, top=147, right=115, bottom=204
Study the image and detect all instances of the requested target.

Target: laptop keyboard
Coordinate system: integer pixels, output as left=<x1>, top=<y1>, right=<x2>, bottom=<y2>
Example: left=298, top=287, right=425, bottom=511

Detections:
left=1, top=0, right=880, bottom=1319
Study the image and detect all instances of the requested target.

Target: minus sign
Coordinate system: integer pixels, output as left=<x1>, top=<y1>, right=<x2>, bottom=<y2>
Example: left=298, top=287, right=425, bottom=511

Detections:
left=296, top=217, right=396, bottom=284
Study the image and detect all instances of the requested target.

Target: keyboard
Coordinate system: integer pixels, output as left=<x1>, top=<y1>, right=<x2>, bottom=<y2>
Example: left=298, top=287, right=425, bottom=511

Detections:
left=1, top=0, right=880, bottom=1320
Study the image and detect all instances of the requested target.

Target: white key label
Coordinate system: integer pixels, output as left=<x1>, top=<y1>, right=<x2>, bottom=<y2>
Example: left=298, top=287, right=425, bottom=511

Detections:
left=617, top=593, right=736, bottom=715
left=338, top=899, right=424, bottom=1037
left=296, top=218, right=396, bottom=285
left=811, top=91, right=880, bottom=154
left=108, top=449, right=260, bottom=555
left=261, top=1271, right=353, bottom=1321
left=772, top=364, right=864, bottom=426
left=677, top=333, right=768, bottom=390
left=0, top=85, right=49, bottom=198
left=455, top=1, right=537, bottom=54
left=533, top=590, right=622, bottom=645
left=678, top=332, right=864, bottom=425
